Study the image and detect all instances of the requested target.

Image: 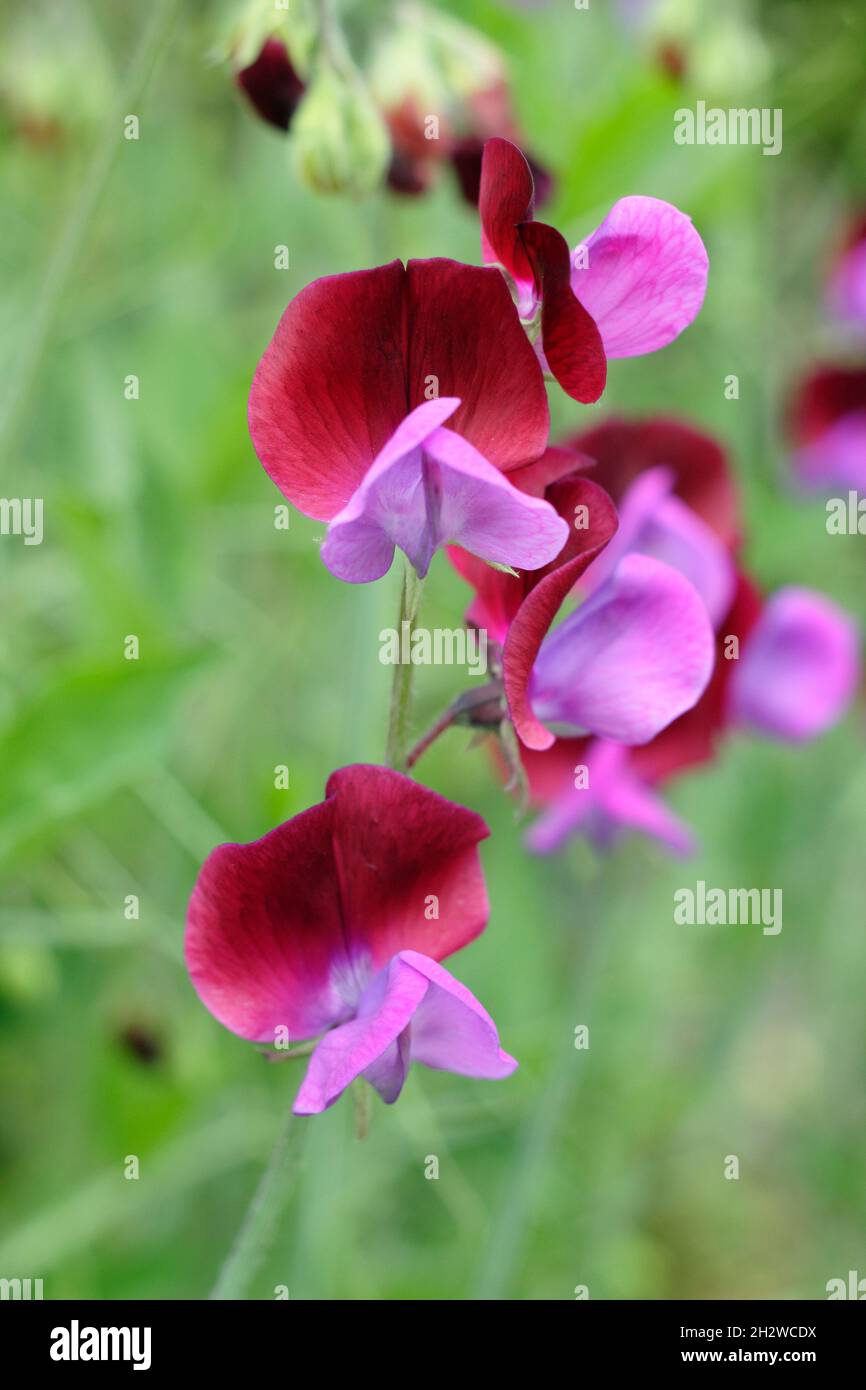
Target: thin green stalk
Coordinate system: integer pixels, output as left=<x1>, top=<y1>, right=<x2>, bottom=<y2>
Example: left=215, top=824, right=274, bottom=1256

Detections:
left=0, top=0, right=178, bottom=451
left=384, top=561, right=425, bottom=770
left=209, top=1106, right=308, bottom=1300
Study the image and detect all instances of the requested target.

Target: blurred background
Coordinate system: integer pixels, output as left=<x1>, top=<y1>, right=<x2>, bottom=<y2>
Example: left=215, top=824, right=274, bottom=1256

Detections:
left=1, top=0, right=865, bottom=1300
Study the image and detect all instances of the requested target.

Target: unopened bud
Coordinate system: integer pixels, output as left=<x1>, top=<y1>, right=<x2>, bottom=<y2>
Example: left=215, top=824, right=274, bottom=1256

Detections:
left=292, top=61, right=390, bottom=197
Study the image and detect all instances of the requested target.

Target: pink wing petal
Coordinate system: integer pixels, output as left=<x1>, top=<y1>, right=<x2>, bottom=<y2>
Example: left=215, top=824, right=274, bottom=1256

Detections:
left=571, top=196, right=708, bottom=358
left=580, top=466, right=735, bottom=627
left=730, top=588, right=861, bottom=741
left=502, top=482, right=620, bottom=750
left=529, top=553, right=714, bottom=745
left=293, top=950, right=516, bottom=1114
left=322, top=404, right=569, bottom=582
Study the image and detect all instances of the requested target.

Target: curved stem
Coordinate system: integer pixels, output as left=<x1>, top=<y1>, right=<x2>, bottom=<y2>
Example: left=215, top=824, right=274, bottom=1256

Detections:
left=209, top=1105, right=307, bottom=1300
left=384, top=561, right=425, bottom=771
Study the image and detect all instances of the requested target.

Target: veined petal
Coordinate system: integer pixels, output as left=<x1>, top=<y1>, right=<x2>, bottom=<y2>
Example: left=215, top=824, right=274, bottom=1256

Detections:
left=580, top=466, right=736, bottom=626
left=322, top=403, right=569, bottom=582
left=571, top=196, right=708, bottom=358
left=185, top=766, right=490, bottom=1045
left=729, top=588, right=860, bottom=741
left=293, top=950, right=516, bottom=1114
left=529, top=553, right=714, bottom=745
left=478, top=137, right=537, bottom=314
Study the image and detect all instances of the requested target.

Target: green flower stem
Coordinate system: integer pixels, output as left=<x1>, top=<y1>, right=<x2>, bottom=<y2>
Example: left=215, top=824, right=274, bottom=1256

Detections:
left=385, top=561, right=425, bottom=771
left=209, top=1103, right=308, bottom=1300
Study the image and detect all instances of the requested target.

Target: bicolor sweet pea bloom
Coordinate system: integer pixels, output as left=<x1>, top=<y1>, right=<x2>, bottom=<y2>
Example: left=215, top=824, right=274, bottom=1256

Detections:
left=477, top=138, right=708, bottom=402
left=788, top=365, right=866, bottom=494
left=450, top=447, right=715, bottom=751
left=185, top=765, right=517, bottom=1114
left=827, top=211, right=866, bottom=330
left=521, top=507, right=860, bottom=855
left=248, top=258, right=570, bottom=583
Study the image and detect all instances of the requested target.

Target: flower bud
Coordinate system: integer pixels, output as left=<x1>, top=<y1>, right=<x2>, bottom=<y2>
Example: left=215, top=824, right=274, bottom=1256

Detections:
left=292, top=60, right=390, bottom=197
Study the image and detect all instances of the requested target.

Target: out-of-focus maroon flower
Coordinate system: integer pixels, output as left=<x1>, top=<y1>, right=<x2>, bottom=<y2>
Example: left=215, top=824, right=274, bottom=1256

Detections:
left=236, top=37, right=305, bottom=132
left=186, top=766, right=516, bottom=1114
left=788, top=365, right=866, bottom=494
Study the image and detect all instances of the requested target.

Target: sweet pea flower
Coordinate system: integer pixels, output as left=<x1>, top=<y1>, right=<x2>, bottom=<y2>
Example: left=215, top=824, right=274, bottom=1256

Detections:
left=524, top=571, right=861, bottom=856
left=477, top=138, right=708, bottom=402
left=788, top=365, right=866, bottom=494
left=185, top=765, right=516, bottom=1115
left=450, top=447, right=715, bottom=751
left=729, top=588, right=861, bottom=741
left=248, top=258, right=569, bottom=583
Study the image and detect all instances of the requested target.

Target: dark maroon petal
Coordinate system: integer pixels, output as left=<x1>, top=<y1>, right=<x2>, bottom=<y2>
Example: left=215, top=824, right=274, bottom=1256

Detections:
left=451, top=136, right=485, bottom=206
left=503, top=479, right=619, bottom=750
left=236, top=38, right=305, bottom=132
left=405, top=258, right=549, bottom=471
left=788, top=365, right=866, bottom=444
left=322, top=766, right=490, bottom=968
left=478, top=137, right=536, bottom=287
left=185, top=766, right=491, bottom=1043
left=248, top=262, right=408, bottom=521
left=519, top=220, right=607, bottom=404
left=507, top=445, right=594, bottom=498
left=571, top=417, right=740, bottom=550
left=387, top=150, right=432, bottom=196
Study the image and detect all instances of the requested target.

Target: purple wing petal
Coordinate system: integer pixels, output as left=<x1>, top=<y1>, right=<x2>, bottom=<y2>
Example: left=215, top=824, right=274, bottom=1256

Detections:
left=571, top=196, right=708, bottom=358
left=730, top=587, right=860, bottom=741
left=322, top=402, right=569, bottom=582
left=530, top=553, right=715, bottom=744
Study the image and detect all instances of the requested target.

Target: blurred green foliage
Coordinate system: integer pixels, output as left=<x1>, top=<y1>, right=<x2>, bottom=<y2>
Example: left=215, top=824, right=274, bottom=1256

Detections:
left=0, top=0, right=864, bottom=1300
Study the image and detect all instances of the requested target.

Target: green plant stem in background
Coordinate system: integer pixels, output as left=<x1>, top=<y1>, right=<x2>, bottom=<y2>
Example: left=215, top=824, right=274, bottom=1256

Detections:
left=0, top=0, right=178, bottom=452
left=210, top=1102, right=308, bottom=1300
left=385, top=561, right=425, bottom=771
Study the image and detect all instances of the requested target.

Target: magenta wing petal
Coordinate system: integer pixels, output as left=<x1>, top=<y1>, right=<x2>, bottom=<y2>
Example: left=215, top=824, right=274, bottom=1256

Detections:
left=293, top=950, right=516, bottom=1114
left=730, top=588, right=860, bottom=741
left=529, top=554, right=714, bottom=746
left=322, top=404, right=569, bottom=582
left=503, top=480, right=620, bottom=750
left=571, top=196, right=708, bottom=358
